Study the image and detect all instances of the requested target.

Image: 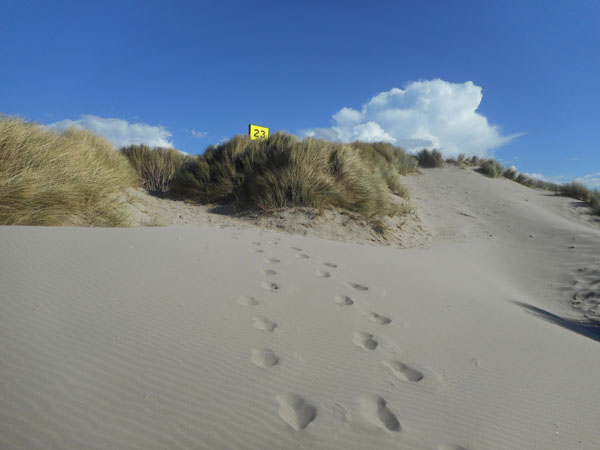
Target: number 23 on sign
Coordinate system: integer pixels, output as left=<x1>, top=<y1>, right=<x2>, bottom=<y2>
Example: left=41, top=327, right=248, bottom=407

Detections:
left=249, top=124, right=269, bottom=141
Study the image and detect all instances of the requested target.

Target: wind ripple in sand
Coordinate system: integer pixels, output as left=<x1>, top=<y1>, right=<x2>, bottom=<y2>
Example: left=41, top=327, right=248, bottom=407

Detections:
left=251, top=348, right=279, bottom=368
left=359, top=394, right=400, bottom=432
left=253, top=316, right=277, bottom=332
left=276, top=393, right=316, bottom=430
left=353, top=332, right=377, bottom=350
left=383, top=360, right=424, bottom=382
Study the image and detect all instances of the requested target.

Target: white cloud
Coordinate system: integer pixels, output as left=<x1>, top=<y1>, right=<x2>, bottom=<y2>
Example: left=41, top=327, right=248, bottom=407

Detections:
left=520, top=171, right=600, bottom=190
left=187, top=129, right=208, bottom=138
left=47, top=115, right=174, bottom=148
left=301, top=79, right=521, bottom=157
left=575, top=172, right=600, bottom=189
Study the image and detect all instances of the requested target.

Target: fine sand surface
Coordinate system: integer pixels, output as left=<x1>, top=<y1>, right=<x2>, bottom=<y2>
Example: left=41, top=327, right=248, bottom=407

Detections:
left=1, top=166, right=599, bottom=449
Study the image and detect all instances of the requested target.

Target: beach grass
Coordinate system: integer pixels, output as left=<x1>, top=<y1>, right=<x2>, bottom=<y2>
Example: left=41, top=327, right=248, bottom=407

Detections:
left=120, top=144, right=188, bottom=192
left=0, top=116, right=140, bottom=226
left=171, top=133, right=413, bottom=219
left=416, top=149, right=444, bottom=168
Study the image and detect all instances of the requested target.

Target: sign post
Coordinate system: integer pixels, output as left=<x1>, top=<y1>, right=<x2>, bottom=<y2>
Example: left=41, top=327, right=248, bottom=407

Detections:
left=249, top=124, right=269, bottom=141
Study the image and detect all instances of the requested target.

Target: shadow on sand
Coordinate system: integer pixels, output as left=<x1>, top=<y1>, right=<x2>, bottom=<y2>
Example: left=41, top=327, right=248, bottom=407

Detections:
left=514, top=301, right=600, bottom=343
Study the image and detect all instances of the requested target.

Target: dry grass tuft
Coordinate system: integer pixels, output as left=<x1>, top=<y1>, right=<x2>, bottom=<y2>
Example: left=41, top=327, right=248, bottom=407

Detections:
left=120, top=144, right=188, bottom=192
left=0, top=116, right=140, bottom=226
left=559, top=182, right=590, bottom=202
left=416, top=149, right=444, bottom=168
left=171, top=133, right=411, bottom=219
left=478, top=158, right=505, bottom=178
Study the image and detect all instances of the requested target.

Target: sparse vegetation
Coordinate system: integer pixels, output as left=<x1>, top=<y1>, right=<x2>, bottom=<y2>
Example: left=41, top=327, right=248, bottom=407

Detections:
left=503, top=166, right=517, bottom=180
left=468, top=155, right=481, bottom=166
left=416, top=149, right=444, bottom=168
left=171, top=133, right=412, bottom=219
left=0, top=116, right=139, bottom=226
left=590, top=190, right=600, bottom=214
left=479, top=158, right=505, bottom=178
left=120, top=144, right=188, bottom=192
left=559, top=182, right=590, bottom=202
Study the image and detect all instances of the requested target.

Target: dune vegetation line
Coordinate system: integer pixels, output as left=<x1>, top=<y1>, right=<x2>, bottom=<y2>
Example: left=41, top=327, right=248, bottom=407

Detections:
left=1, top=116, right=598, bottom=227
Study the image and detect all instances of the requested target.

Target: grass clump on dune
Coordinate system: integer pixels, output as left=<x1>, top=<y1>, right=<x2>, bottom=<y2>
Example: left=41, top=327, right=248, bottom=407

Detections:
left=590, top=191, right=600, bottom=214
left=415, top=149, right=444, bottom=168
left=0, top=116, right=140, bottom=226
left=171, top=133, right=410, bottom=219
left=350, top=141, right=418, bottom=197
left=478, top=158, right=505, bottom=178
left=120, top=144, right=188, bottom=192
left=503, top=166, right=517, bottom=180
left=559, top=181, right=590, bottom=202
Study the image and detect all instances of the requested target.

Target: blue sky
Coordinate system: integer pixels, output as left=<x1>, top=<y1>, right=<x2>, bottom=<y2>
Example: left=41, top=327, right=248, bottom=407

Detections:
left=1, top=0, right=599, bottom=186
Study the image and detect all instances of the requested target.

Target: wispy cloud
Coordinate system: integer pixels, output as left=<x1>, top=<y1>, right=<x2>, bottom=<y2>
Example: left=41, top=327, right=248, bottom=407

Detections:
left=301, top=79, right=522, bottom=157
left=187, top=129, right=208, bottom=138
left=46, top=115, right=174, bottom=148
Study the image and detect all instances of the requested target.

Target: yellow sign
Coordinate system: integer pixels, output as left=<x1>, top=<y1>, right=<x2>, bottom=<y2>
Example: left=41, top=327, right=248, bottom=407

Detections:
left=249, top=124, right=269, bottom=141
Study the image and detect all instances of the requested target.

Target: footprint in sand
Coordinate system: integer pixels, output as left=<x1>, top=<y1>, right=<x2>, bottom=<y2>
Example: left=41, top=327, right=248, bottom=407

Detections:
left=359, top=394, right=400, bottom=432
left=251, top=248, right=264, bottom=254
left=261, top=281, right=281, bottom=292
left=383, top=360, right=424, bottom=382
left=366, top=312, right=392, bottom=325
left=295, top=253, right=310, bottom=259
left=252, top=242, right=262, bottom=246
left=315, top=270, right=331, bottom=278
left=347, top=282, right=368, bottom=291
left=322, top=262, right=338, bottom=268
left=439, top=444, right=469, bottom=450
left=238, top=295, right=259, bottom=306
left=353, top=331, right=378, bottom=350
left=251, top=348, right=279, bottom=368
left=291, top=247, right=302, bottom=251
left=334, top=295, right=354, bottom=306
left=276, top=393, right=317, bottom=430
left=266, top=258, right=281, bottom=263
left=253, top=316, right=277, bottom=332
left=261, top=269, right=277, bottom=276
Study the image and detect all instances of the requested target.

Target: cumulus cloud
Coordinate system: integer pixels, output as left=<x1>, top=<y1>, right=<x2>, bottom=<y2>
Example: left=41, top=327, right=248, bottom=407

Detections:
left=47, top=115, right=174, bottom=148
left=301, top=79, right=521, bottom=156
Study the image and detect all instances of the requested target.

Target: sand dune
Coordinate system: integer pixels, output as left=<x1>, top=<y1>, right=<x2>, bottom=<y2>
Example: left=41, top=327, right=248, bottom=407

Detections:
left=1, top=166, right=599, bottom=449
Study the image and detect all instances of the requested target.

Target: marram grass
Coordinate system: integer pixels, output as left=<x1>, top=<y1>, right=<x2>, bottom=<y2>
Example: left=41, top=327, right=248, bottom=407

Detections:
left=171, top=133, right=416, bottom=219
left=0, top=116, right=140, bottom=226
left=120, top=144, right=188, bottom=192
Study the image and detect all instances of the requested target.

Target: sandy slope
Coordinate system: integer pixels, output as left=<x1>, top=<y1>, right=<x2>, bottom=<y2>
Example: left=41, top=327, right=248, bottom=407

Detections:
left=1, top=166, right=599, bottom=449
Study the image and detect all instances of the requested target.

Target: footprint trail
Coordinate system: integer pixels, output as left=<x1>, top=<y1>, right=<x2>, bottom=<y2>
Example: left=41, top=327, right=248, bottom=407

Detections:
left=359, top=394, right=400, bottom=432
left=276, top=393, right=317, bottom=430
